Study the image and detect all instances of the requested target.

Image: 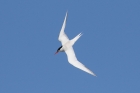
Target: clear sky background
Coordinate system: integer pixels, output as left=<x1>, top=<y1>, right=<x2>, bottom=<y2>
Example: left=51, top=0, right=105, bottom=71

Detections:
left=0, top=0, right=140, bottom=93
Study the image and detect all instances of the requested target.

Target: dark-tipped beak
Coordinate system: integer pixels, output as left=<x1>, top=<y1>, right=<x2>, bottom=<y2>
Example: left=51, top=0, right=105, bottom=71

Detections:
left=54, top=51, right=58, bottom=55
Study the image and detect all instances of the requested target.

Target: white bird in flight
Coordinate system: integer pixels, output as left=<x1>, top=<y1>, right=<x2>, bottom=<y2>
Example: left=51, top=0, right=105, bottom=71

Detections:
left=55, top=12, right=96, bottom=76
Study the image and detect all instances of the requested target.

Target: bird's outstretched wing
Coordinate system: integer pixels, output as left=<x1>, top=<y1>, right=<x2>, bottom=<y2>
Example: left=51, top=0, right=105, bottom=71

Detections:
left=58, top=12, right=69, bottom=45
left=65, top=47, right=96, bottom=76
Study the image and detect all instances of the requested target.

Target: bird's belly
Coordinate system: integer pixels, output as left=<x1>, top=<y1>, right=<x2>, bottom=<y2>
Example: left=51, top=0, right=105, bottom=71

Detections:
left=63, top=41, right=72, bottom=51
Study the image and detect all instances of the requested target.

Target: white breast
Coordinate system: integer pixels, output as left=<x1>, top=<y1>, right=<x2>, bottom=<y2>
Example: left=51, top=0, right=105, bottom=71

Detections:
left=62, top=41, right=72, bottom=51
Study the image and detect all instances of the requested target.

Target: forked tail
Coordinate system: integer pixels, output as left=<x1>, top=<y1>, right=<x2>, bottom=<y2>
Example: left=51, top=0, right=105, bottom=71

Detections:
left=70, top=32, right=83, bottom=46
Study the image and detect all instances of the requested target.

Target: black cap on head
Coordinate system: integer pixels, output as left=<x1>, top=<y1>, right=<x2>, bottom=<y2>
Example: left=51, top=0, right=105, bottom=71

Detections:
left=55, top=46, right=62, bottom=55
left=57, top=46, right=62, bottom=51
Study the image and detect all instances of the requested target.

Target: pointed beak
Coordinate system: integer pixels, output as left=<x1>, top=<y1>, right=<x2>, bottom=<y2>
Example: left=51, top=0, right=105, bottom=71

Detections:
left=54, top=51, right=58, bottom=55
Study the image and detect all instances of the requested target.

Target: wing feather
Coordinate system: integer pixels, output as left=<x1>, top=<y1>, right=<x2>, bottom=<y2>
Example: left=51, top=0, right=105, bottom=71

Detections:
left=58, top=12, right=69, bottom=45
left=65, top=47, right=96, bottom=76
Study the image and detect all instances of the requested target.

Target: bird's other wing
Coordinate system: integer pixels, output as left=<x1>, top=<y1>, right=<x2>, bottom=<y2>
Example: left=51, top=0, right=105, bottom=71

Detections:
left=65, top=47, right=96, bottom=76
left=58, top=12, right=69, bottom=45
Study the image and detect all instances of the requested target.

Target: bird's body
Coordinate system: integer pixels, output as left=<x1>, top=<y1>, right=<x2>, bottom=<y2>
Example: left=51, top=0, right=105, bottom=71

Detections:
left=55, top=12, right=96, bottom=76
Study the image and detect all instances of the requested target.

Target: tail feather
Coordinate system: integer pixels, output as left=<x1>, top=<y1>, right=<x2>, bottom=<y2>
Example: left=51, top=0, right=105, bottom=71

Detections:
left=71, top=32, right=83, bottom=46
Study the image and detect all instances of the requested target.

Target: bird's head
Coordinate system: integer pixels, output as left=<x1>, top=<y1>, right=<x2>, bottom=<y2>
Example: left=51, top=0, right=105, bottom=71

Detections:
left=55, top=46, right=62, bottom=55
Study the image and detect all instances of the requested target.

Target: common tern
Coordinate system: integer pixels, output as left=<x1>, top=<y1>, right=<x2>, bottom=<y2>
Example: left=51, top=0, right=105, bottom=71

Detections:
left=55, top=12, right=96, bottom=76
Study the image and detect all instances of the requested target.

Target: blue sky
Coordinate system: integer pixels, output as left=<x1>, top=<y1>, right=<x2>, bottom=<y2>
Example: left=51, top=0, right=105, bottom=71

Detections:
left=0, top=0, right=140, bottom=93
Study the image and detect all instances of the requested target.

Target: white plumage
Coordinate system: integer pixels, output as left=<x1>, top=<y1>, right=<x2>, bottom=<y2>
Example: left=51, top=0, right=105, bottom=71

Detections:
left=57, top=12, right=96, bottom=76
